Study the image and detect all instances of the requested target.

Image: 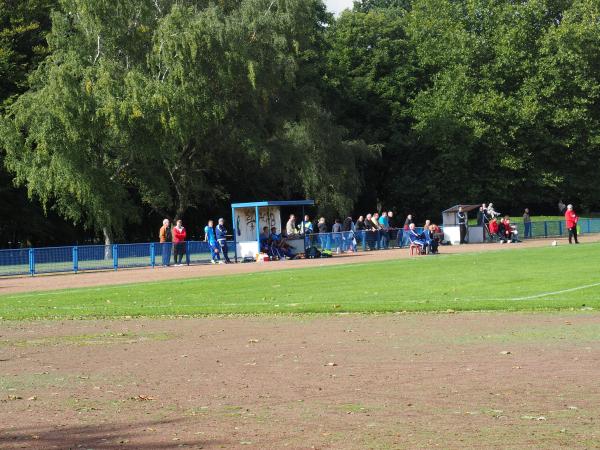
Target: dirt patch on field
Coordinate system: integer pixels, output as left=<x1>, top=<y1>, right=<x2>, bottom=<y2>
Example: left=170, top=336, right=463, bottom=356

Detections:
left=1, top=313, right=599, bottom=449
left=2, top=235, right=600, bottom=295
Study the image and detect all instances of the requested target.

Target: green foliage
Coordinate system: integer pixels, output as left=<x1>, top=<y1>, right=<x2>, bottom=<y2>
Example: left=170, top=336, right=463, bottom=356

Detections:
left=327, top=0, right=600, bottom=216
left=2, top=0, right=600, bottom=242
left=1, top=0, right=369, bottom=237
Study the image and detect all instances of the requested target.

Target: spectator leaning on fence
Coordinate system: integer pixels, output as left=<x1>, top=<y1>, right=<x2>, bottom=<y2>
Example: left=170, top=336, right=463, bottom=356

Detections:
left=343, top=216, right=356, bottom=252
left=379, top=211, right=390, bottom=249
left=172, top=219, right=187, bottom=266
left=317, top=217, right=328, bottom=250
left=331, top=218, right=342, bottom=254
left=159, top=218, right=171, bottom=267
left=565, top=204, right=579, bottom=244
left=216, top=218, right=231, bottom=264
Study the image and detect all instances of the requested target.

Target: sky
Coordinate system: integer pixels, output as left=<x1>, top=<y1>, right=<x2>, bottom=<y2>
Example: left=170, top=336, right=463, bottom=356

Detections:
left=324, top=0, right=354, bottom=15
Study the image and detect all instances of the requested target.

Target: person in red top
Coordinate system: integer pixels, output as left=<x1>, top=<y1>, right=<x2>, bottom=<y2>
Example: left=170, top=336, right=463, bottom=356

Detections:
left=565, top=204, right=579, bottom=244
left=488, top=217, right=499, bottom=236
left=172, top=219, right=188, bottom=265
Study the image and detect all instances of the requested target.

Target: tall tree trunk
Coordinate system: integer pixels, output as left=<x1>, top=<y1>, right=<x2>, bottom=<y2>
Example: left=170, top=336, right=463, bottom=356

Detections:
left=103, top=227, right=112, bottom=260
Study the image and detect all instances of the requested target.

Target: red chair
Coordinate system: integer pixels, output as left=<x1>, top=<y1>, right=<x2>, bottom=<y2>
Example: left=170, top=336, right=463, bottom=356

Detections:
left=409, top=242, right=424, bottom=256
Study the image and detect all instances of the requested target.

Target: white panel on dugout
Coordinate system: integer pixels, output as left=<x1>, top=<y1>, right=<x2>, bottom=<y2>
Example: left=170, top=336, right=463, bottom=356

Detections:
left=236, top=241, right=260, bottom=259
left=233, top=207, right=282, bottom=242
left=444, top=226, right=484, bottom=244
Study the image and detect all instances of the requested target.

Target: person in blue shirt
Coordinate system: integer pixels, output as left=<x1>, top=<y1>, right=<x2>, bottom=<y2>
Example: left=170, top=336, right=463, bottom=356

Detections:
left=259, top=226, right=270, bottom=253
left=408, top=223, right=427, bottom=254
left=270, top=226, right=295, bottom=259
left=378, top=211, right=390, bottom=249
left=204, top=220, right=221, bottom=264
left=216, top=218, right=231, bottom=264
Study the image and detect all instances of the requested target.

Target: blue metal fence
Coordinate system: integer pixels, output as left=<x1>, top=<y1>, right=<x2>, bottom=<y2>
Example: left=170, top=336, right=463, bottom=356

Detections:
left=0, top=240, right=235, bottom=277
left=1, top=218, right=599, bottom=277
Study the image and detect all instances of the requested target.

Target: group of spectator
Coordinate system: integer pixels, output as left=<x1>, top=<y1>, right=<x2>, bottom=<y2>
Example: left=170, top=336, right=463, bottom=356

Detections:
left=158, top=217, right=232, bottom=266
left=259, top=225, right=297, bottom=259
left=281, top=211, right=443, bottom=255
left=157, top=201, right=583, bottom=265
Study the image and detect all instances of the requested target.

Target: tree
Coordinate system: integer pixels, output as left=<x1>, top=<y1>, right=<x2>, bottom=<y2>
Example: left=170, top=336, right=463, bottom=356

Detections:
left=1, top=0, right=370, bottom=242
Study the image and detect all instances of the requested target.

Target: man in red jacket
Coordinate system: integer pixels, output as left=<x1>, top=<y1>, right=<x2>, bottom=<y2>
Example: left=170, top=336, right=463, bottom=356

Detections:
left=565, top=204, right=579, bottom=244
left=172, top=219, right=188, bottom=265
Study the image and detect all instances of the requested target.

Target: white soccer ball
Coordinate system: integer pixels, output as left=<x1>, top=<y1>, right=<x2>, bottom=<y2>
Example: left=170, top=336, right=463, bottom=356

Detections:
left=552, top=240, right=558, bottom=246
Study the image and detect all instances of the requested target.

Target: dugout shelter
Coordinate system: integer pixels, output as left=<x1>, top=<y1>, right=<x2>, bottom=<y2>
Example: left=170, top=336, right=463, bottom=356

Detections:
left=442, top=204, right=484, bottom=244
left=231, top=200, right=315, bottom=261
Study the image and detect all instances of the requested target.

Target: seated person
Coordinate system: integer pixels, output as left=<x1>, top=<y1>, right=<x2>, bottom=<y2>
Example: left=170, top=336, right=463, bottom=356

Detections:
left=270, top=227, right=295, bottom=259
left=488, top=217, right=500, bottom=239
left=500, top=216, right=519, bottom=243
left=430, top=223, right=444, bottom=242
left=426, top=224, right=440, bottom=254
left=408, top=223, right=427, bottom=253
left=259, top=226, right=271, bottom=252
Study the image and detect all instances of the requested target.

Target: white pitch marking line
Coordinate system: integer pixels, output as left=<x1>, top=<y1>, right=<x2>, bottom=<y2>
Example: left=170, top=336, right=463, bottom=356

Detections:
left=508, top=282, right=600, bottom=301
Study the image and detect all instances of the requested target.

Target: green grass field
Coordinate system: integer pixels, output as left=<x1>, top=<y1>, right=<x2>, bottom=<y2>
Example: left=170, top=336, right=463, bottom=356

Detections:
left=1, top=242, right=599, bottom=320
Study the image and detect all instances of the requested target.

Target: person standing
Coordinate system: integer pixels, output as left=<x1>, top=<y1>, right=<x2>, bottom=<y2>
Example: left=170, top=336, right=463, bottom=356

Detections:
left=331, top=218, right=343, bottom=253
left=342, top=216, right=355, bottom=252
left=204, top=219, right=222, bottom=263
left=286, top=214, right=297, bottom=238
left=476, top=206, right=485, bottom=226
left=159, top=218, right=171, bottom=267
left=457, top=206, right=467, bottom=244
left=300, top=215, right=313, bottom=235
left=216, top=218, right=232, bottom=263
left=523, top=208, right=532, bottom=239
left=317, top=217, right=329, bottom=250
left=565, top=204, right=579, bottom=244
left=378, top=211, right=390, bottom=249
left=172, top=219, right=187, bottom=266
left=403, top=214, right=413, bottom=231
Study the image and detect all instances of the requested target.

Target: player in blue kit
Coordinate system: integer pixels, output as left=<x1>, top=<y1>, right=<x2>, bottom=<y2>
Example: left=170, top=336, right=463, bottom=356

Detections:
left=204, top=220, right=222, bottom=264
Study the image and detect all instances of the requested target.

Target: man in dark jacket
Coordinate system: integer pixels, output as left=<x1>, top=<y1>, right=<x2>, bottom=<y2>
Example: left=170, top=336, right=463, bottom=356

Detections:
left=216, top=218, right=231, bottom=263
left=457, top=207, right=467, bottom=244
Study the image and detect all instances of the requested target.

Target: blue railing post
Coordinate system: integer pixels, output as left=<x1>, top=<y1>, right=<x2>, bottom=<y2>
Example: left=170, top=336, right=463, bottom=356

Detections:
left=587, top=218, right=591, bottom=234
left=558, top=221, right=563, bottom=235
left=28, top=248, right=35, bottom=276
left=72, top=246, right=78, bottom=273
left=113, top=244, right=118, bottom=271
left=185, top=241, right=190, bottom=265
left=150, top=243, right=156, bottom=267
left=361, top=231, right=366, bottom=251
left=544, top=222, right=548, bottom=237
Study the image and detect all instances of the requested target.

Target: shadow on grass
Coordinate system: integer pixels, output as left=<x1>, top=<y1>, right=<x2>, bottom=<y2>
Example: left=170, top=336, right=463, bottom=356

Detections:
left=0, top=417, right=224, bottom=448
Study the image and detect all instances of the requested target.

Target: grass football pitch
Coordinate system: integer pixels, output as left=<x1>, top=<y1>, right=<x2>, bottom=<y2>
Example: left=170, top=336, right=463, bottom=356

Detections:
left=1, top=242, right=599, bottom=320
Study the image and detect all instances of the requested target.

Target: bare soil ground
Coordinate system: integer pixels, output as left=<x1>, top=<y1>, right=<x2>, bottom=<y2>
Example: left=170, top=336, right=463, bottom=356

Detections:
left=1, top=313, right=600, bottom=449
left=3, top=235, right=600, bottom=295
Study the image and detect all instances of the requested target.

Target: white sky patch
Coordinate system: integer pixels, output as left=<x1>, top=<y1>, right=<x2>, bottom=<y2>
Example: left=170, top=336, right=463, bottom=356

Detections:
left=324, top=0, right=354, bottom=15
